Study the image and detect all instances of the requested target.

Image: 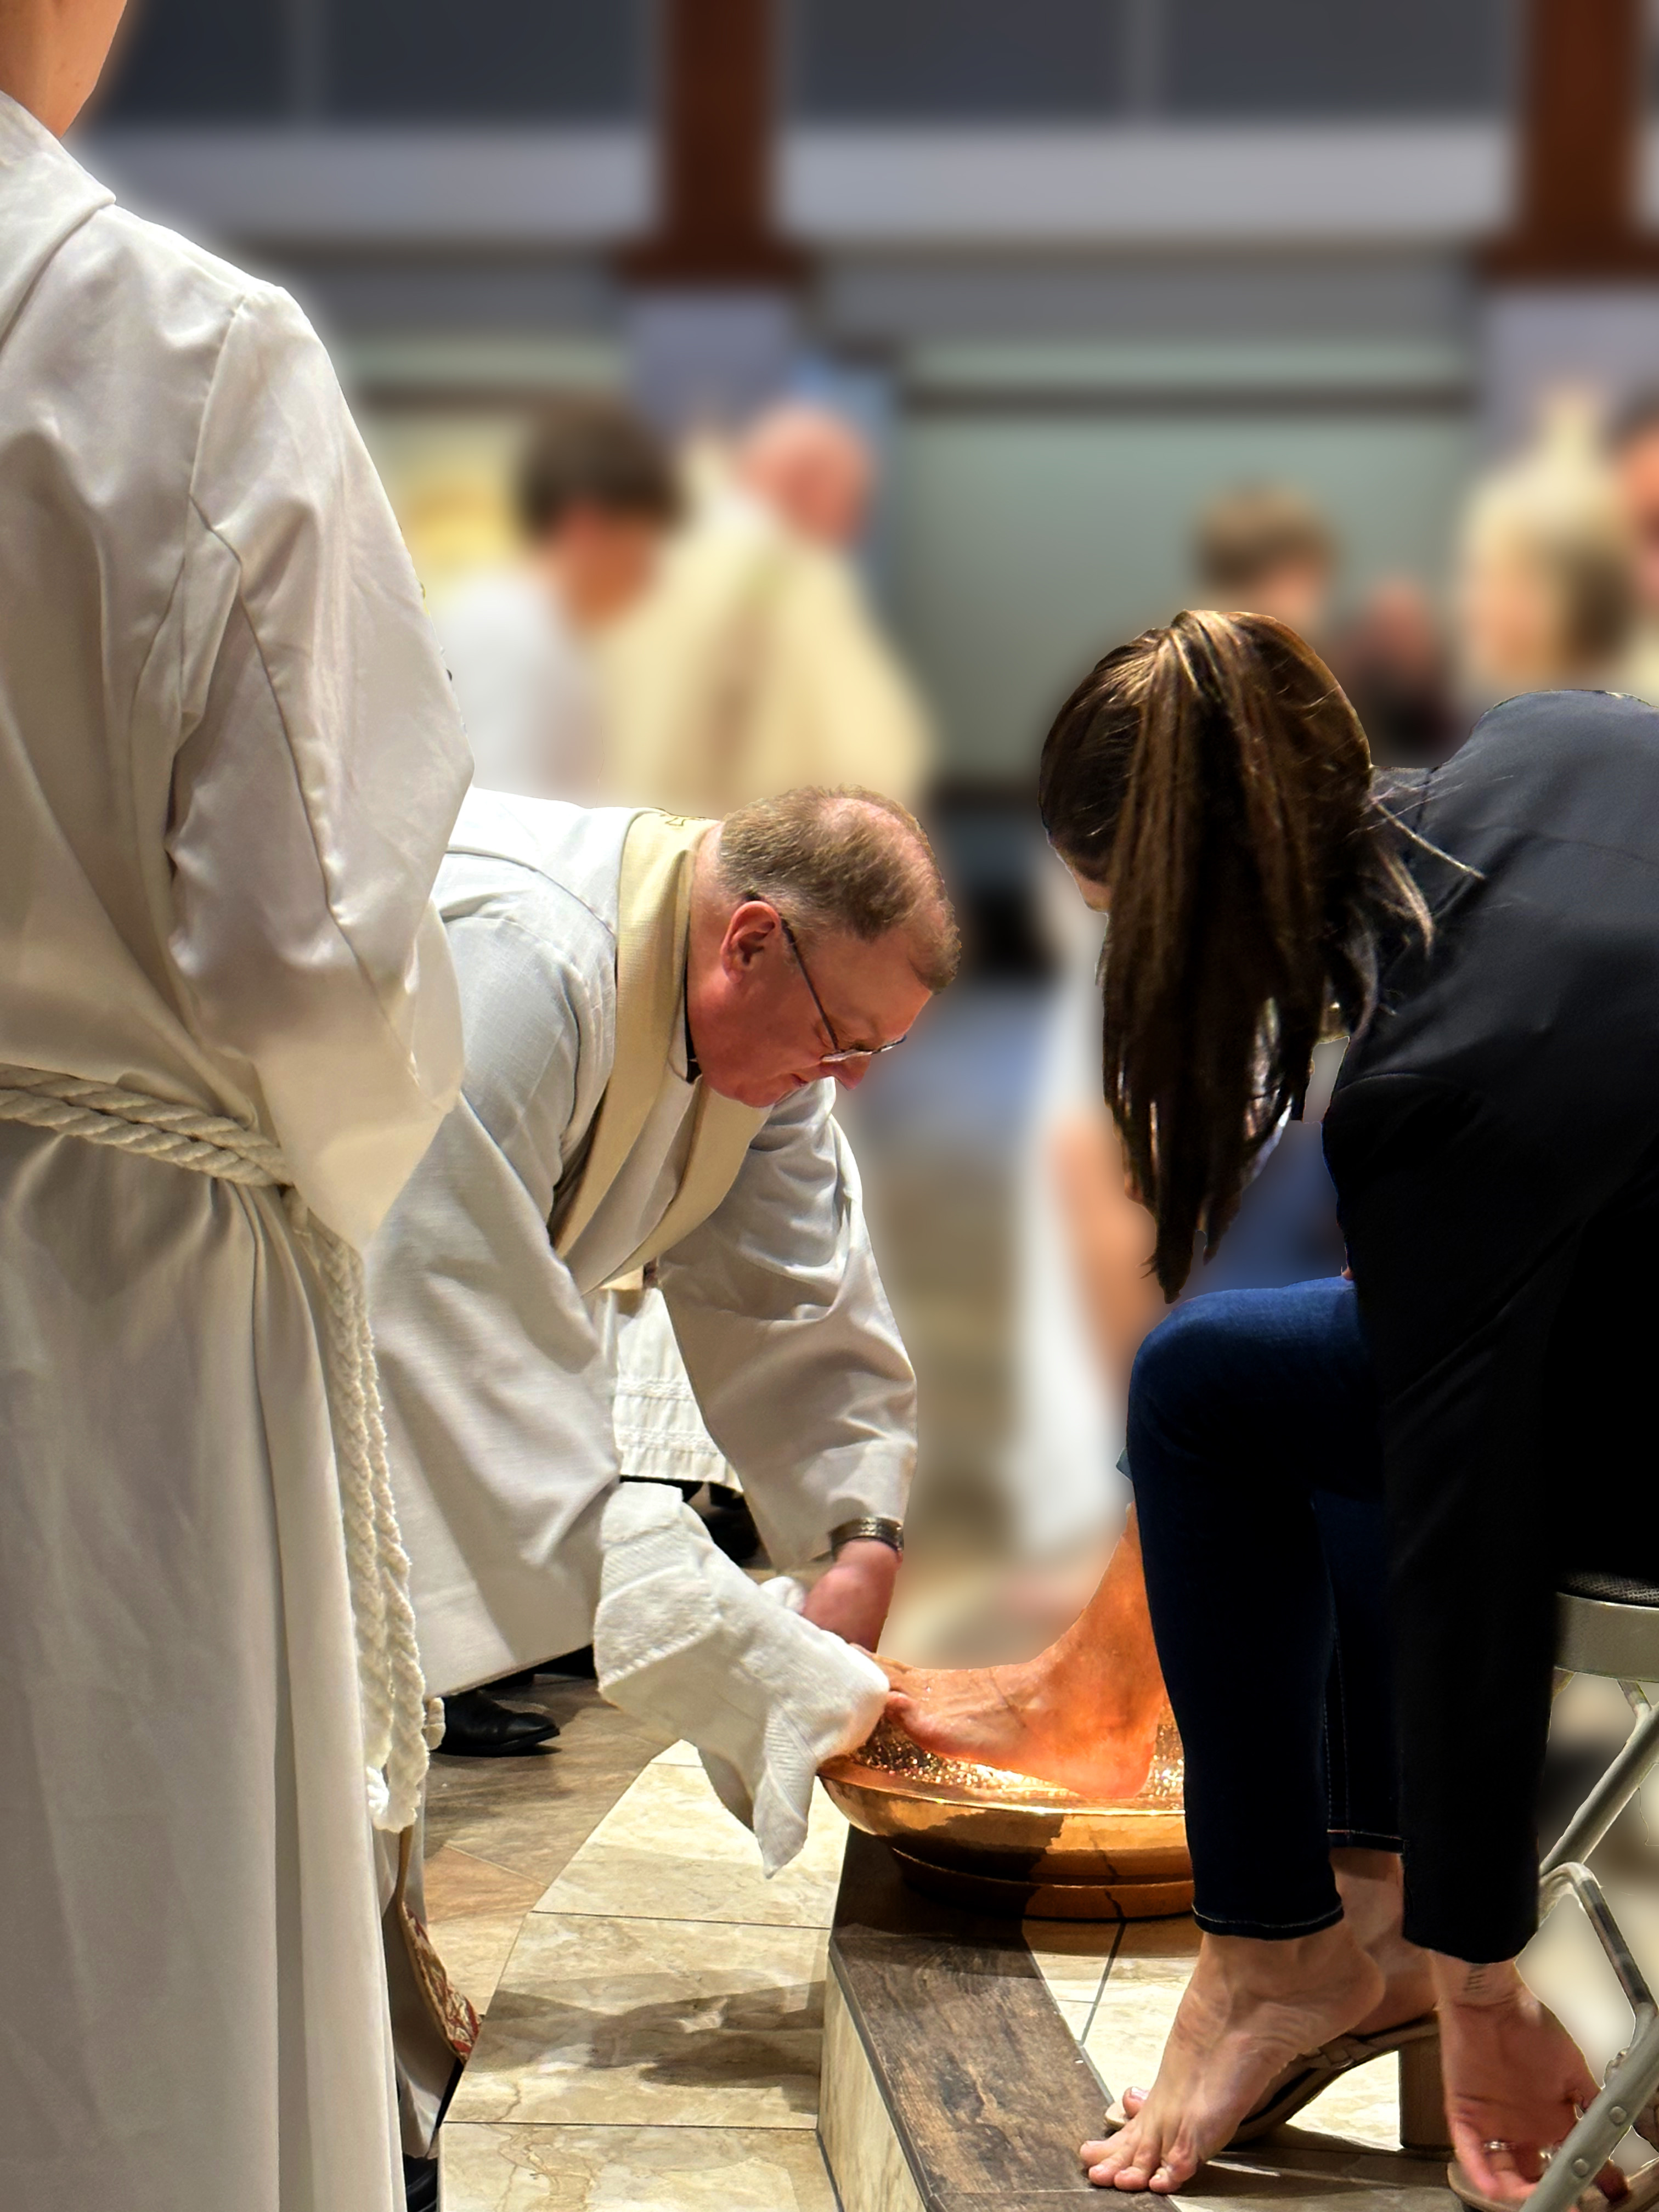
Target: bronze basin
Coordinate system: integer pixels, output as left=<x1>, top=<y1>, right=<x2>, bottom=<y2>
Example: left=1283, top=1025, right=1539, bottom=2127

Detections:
left=820, top=1714, right=1192, bottom=1921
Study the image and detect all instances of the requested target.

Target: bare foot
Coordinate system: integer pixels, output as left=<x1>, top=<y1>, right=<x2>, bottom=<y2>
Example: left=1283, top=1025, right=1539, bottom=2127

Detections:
left=1080, top=1921, right=1385, bottom=2192
left=1108, top=1852, right=1434, bottom=2149
left=1333, top=1849, right=1434, bottom=2032
left=1432, top=1956, right=1600, bottom=2205
left=881, top=1514, right=1167, bottom=1801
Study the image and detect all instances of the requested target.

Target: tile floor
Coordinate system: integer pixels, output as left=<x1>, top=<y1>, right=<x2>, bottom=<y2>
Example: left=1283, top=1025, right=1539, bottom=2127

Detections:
left=421, top=1669, right=1659, bottom=2209
left=433, top=1727, right=847, bottom=2210
left=421, top=1674, right=675, bottom=2023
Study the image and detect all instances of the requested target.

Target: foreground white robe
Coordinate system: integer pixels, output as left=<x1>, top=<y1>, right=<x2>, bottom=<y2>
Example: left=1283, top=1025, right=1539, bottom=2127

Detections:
left=0, top=96, right=471, bottom=2212
left=370, top=793, right=916, bottom=1695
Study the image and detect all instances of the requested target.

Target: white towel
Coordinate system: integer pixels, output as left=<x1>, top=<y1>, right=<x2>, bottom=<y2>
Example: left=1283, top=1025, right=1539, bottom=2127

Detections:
left=594, top=1482, right=889, bottom=1873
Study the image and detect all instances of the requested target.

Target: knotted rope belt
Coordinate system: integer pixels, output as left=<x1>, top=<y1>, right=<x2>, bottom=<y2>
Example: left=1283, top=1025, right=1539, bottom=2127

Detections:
left=0, top=1064, right=438, bottom=1831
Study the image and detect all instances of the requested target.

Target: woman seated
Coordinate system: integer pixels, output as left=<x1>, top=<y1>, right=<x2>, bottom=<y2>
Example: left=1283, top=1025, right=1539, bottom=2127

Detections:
left=930, top=613, right=1659, bottom=2203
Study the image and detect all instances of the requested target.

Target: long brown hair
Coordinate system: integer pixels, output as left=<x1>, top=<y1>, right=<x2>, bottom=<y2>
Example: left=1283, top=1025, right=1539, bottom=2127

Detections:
left=1039, top=608, right=1428, bottom=1297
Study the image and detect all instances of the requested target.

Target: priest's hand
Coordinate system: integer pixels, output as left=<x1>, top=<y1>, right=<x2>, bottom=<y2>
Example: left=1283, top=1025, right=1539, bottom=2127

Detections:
left=802, top=1539, right=900, bottom=1651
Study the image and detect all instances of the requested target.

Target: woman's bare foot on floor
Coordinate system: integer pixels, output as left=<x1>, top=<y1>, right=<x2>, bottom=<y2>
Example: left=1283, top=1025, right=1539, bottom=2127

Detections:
left=1080, top=1921, right=1386, bottom=2191
left=1103, top=1851, right=1432, bottom=2170
left=881, top=1514, right=1168, bottom=1801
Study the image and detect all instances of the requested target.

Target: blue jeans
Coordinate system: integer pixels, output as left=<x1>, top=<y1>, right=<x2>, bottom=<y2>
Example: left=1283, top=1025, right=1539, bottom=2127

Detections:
left=1128, top=1277, right=1396, bottom=1938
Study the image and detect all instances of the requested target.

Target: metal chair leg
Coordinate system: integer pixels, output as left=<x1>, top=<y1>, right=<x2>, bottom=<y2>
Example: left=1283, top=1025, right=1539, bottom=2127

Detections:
left=1523, top=2010, right=1659, bottom=2212
left=1525, top=1864, right=1659, bottom=2212
left=1544, top=1699, right=1659, bottom=1876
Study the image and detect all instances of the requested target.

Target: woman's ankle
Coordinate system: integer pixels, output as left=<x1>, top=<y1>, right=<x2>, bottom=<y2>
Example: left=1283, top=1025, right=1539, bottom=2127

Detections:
left=1205, top=1916, right=1382, bottom=2002
left=1431, top=1953, right=1525, bottom=2013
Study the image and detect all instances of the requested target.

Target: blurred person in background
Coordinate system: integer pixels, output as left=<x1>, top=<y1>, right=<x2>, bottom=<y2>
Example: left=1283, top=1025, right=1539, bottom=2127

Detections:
left=1458, top=398, right=1637, bottom=706
left=0, top=5, right=475, bottom=2210
left=1607, top=386, right=1659, bottom=701
left=1193, top=481, right=1338, bottom=642
left=438, top=395, right=679, bottom=802
left=1195, top=481, right=1462, bottom=764
left=601, top=399, right=933, bottom=816
left=1328, top=577, right=1464, bottom=768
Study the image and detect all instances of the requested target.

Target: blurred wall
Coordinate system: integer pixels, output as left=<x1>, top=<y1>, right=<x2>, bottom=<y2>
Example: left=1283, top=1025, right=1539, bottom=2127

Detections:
left=76, top=0, right=1545, bottom=784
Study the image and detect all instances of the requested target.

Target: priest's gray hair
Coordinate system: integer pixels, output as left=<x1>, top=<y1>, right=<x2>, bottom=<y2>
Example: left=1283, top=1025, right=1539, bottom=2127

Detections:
left=715, top=786, right=960, bottom=994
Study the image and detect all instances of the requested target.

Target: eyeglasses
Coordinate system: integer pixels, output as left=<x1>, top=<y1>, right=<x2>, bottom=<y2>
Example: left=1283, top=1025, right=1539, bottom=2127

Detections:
left=772, top=909, right=910, bottom=1066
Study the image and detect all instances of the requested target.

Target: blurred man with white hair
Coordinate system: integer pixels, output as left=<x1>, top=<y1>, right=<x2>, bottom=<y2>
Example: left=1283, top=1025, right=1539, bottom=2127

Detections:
left=601, top=399, right=933, bottom=815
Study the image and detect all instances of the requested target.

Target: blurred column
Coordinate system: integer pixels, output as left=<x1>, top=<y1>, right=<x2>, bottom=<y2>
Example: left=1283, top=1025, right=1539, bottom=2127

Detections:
left=1481, top=0, right=1659, bottom=447
left=619, top=0, right=809, bottom=431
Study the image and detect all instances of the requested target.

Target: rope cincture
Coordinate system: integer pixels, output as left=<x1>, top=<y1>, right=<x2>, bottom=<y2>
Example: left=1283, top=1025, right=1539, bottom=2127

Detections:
left=0, top=1063, right=438, bottom=1830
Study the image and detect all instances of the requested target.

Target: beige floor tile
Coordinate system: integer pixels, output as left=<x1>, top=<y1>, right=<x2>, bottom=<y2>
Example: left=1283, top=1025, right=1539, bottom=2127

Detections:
left=441, top=2122, right=838, bottom=2210
left=431, top=1910, right=540, bottom=2019
left=648, top=1740, right=704, bottom=1767
left=1024, top=1918, right=1120, bottom=2008
left=449, top=1912, right=828, bottom=2128
left=533, top=1763, right=849, bottom=1928
left=1297, top=2055, right=1404, bottom=2153
left=1082, top=1973, right=1186, bottom=2108
left=424, top=1848, right=548, bottom=2017
left=427, top=1846, right=545, bottom=1924
left=426, top=1685, right=672, bottom=1891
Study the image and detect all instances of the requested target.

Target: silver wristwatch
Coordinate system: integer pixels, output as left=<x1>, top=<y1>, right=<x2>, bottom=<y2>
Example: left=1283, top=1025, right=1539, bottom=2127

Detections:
left=829, top=1515, right=905, bottom=1559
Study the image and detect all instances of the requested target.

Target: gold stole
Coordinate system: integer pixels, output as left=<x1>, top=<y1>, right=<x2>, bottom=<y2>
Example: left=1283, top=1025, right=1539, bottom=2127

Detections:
left=553, top=809, right=766, bottom=1280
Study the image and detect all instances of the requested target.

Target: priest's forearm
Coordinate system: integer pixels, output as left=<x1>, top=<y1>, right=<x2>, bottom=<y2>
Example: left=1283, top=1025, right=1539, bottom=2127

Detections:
left=800, top=1539, right=900, bottom=1651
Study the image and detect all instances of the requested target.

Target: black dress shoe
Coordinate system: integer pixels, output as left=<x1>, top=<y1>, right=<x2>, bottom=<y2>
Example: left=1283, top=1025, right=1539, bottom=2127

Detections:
left=438, top=1688, right=560, bottom=1757
left=404, top=2154, right=439, bottom=2211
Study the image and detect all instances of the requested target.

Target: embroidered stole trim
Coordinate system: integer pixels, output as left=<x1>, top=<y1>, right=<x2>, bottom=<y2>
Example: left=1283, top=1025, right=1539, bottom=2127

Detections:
left=554, top=809, right=766, bottom=1278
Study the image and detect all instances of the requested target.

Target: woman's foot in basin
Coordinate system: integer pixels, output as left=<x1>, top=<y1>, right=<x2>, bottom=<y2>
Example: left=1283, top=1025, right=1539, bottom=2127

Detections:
left=1080, top=1920, right=1387, bottom=2191
left=880, top=1511, right=1167, bottom=1802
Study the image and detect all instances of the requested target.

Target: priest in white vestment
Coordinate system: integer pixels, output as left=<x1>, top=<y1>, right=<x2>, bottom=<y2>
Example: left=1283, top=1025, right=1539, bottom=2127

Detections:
left=0, top=26, right=470, bottom=2212
left=600, top=404, right=933, bottom=817
left=370, top=788, right=960, bottom=1711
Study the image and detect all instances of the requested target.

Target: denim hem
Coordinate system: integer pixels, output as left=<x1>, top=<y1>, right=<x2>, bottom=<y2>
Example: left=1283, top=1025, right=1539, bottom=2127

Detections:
left=1327, top=1829, right=1402, bottom=1852
left=1192, top=1902, right=1345, bottom=1939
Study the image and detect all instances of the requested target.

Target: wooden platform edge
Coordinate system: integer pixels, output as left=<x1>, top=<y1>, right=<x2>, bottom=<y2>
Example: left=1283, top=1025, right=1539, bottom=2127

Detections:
left=821, top=1828, right=1110, bottom=2209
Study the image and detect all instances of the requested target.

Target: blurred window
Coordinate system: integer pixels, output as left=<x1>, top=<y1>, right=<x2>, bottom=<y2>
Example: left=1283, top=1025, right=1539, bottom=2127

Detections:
left=788, top=0, right=1128, bottom=120
left=330, top=0, right=650, bottom=120
left=788, top=0, right=1512, bottom=122
left=97, top=0, right=289, bottom=120
left=1164, top=0, right=1513, bottom=116
left=96, top=0, right=651, bottom=124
